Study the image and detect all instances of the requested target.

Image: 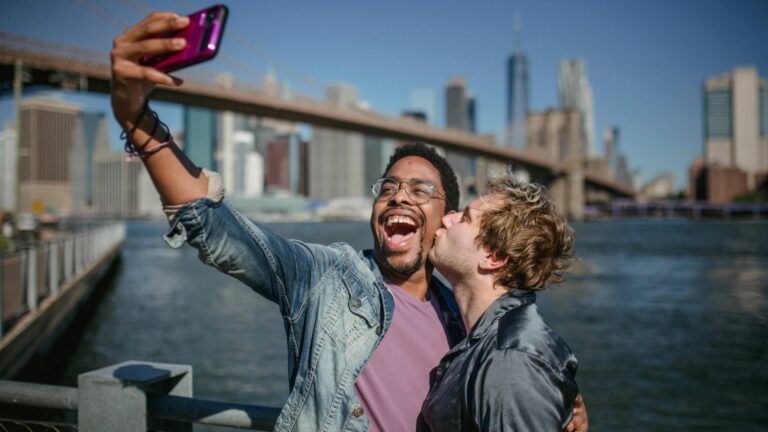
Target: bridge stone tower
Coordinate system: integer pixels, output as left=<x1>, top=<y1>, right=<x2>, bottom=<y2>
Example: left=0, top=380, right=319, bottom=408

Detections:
left=527, top=108, right=585, bottom=220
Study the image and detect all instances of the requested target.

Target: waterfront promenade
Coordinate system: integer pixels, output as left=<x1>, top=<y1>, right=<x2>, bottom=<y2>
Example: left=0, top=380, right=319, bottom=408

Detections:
left=0, top=223, right=125, bottom=378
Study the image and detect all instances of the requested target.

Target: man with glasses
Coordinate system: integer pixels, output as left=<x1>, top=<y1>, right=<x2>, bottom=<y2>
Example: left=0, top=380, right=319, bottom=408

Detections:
left=109, top=11, right=587, bottom=432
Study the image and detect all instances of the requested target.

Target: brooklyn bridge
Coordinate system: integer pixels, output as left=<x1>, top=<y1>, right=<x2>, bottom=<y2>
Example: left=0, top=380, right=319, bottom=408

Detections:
left=0, top=31, right=634, bottom=220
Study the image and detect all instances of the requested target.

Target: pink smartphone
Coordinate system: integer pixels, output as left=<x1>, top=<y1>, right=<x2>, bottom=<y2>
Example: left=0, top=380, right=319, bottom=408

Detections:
left=141, top=4, right=228, bottom=73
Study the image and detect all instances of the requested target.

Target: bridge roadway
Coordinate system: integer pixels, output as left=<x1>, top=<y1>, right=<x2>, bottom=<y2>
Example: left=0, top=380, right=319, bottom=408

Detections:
left=0, top=33, right=634, bottom=207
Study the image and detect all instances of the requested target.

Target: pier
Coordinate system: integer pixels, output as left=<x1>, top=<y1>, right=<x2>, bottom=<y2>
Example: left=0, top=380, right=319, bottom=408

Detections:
left=0, top=223, right=125, bottom=379
left=0, top=222, right=286, bottom=430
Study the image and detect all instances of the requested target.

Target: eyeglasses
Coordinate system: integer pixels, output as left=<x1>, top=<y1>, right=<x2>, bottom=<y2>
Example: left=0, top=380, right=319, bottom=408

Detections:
left=371, top=177, right=445, bottom=205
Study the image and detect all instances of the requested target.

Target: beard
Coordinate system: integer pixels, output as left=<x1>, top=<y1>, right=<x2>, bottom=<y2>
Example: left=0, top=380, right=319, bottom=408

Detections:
left=371, top=204, right=428, bottom=278
left=377, top=242, right=425, bottom=277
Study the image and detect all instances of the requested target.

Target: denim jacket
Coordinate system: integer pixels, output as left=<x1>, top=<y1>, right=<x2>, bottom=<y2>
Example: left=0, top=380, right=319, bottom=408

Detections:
left=164, top=197, right=464, bottom=431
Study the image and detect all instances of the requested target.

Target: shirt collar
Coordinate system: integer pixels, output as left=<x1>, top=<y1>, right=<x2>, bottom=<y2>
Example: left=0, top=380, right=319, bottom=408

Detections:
left=467, top=288, right=537, bottom=341
left=362, top=249, right=466, bottom=345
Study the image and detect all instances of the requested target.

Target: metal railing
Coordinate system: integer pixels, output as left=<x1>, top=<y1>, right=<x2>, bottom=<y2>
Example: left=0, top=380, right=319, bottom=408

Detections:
left=0, top=361, right=280, bottom=431
left=0, top=223, right=125, bottom=339
left=608, top=199, right=768, bottom=219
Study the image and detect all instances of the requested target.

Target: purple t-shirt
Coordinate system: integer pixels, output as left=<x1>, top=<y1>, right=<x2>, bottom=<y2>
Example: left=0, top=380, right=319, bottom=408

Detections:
left=354, top=280, right=452, bottom=432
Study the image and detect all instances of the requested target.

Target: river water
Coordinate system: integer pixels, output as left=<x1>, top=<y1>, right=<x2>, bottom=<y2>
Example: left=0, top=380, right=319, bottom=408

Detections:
left=59, top=219, right=768, bottom=431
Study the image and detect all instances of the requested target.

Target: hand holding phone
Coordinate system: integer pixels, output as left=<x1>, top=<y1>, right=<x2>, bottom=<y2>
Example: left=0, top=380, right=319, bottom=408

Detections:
left=141, top=4, right=228, bottom=73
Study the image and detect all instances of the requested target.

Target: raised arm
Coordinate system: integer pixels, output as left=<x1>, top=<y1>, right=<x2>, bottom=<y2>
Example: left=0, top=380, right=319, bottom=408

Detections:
left=110, top=11, right=207, bottom=205
left=109, top=12, right=345, bottom=317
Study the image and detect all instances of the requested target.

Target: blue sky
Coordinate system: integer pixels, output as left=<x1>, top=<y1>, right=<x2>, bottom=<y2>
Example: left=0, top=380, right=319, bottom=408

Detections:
left=1, top=0, right=767, bottom=188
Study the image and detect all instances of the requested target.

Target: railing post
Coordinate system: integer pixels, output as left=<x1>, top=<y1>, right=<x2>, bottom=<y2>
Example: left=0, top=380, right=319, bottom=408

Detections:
left=0, top=254, right=4, bottom=340
left=74, top=236, right=82, bottom=274
left=49, top=241, right=59, bottom=295
left=79, top=360, right=193, bottom=432
left=26, top=248, right=37, bottom=312
left=64, top=238, right=73, bottom=281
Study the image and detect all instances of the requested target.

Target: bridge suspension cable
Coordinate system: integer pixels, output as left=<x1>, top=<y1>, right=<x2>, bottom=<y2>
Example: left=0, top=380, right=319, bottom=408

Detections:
left=99, top=0, right=318, bottom=93
left=0, top=32, right=105, bottom=64
left=168, top=0, right=318, bottom=91
left=118, top=0, right=154, bottom=16
left=68, top=0, right=130, bottom=29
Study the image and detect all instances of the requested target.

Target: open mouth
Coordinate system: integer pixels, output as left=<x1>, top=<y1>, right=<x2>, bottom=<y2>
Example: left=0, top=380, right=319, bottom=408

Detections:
left=383, top=214, right=419, bottom=251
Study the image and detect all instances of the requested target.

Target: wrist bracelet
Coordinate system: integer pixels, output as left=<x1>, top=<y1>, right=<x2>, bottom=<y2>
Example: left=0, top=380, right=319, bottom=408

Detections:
left=120, top=100, right=150, bottom=152
left=137, top=110, right=161, bottom=152
left=124, top=107, right=174, bottom=160
left=138, top=139, right=175, bottom=159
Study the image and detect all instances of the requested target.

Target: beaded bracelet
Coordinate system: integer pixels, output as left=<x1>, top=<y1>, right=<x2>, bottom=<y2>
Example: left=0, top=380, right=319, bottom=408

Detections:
left=138, top=139, right=175, bottom=159
left=123, top=105, right=174, bottom=160
left=120, top=100, right=150, bottom=154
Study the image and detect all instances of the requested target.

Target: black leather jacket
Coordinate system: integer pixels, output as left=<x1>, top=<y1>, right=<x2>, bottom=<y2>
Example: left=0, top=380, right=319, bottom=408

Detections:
left=421, top=289, right=579, bottom=431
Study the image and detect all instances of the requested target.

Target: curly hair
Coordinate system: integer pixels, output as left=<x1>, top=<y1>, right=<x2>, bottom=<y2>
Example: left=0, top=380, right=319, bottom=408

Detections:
left=476, top=176, right=574, bottom=291
left=382, top=143, right=460, bottom=212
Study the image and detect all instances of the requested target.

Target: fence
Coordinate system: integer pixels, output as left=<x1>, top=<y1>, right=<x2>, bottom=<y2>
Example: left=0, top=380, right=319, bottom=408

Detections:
left=0, top=223, right=125, bottom=339
left=0, top=360, right=280, bottom=431
left=607, top=200, right=768, bottom=219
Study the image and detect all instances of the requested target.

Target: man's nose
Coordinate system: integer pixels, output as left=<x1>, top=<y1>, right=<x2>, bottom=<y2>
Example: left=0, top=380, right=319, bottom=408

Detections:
left=442, top=212, right=458, bottom=228
left=392, top=184, right=412, bottom=205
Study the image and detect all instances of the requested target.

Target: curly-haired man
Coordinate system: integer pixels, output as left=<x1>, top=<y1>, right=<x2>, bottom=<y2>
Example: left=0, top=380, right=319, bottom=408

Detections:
left=423, top=175, right=583, bottom=431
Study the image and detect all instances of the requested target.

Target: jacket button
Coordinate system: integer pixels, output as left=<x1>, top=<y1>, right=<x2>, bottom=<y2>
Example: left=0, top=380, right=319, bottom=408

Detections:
left=351, top=298, right=362, bottom=308
left=375, top=325, right=382, bottom=335
left=353, top=406, right=364, bottom=417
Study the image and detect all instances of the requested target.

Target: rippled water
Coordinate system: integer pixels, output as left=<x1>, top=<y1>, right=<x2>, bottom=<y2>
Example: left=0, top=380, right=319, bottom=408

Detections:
left=60, top=219, right=768, bottom=431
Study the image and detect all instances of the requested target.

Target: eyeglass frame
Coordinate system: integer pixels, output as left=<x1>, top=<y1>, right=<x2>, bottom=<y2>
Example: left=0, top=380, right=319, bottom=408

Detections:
left=370, top=177, right=446, bottom=204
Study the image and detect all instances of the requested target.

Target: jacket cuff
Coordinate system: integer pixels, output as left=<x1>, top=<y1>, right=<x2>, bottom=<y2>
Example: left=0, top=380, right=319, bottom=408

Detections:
left=162, top=168, right=225, bottom=223
left=162, top=169, right=225, bottom=248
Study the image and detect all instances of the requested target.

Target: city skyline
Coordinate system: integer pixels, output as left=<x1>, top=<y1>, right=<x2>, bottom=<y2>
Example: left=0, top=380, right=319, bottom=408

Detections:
left=0, top=0, right=767, bottom=189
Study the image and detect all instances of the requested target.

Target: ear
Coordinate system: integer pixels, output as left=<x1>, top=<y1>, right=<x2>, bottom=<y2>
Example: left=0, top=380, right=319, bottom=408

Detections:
left=479, top=252, right=508, bottom=271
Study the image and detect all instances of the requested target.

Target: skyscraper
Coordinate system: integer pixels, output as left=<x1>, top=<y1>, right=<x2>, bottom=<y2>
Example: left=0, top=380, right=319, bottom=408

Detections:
left=445, top=77, right=469, bottom=131
left=603, top=126, right=619, bottom=179
left=704, top=66, right=768, bottom=189
left=309, top=83, right=366, bottom=200
left=364, top=136, right=396, bottom=188
left=92, top=125, right=143, bottom=217
left=18, top=97, right=82, bottom=215
left=444, top=77, right=477, bottom=200
left=71, top=112, right=108, bottom=211
left=231, top=130, right=263, bottom=197
left=183, top=106, right=217, bottom=170
left=558, top=58, right=596, bottom=157
left=0, top=122, right=16, bottom=211
left=266, top=134, right=308, bottom=196
left=506, top=52, right=529, bottom=148
left=466, top=95, right=477, bottom=134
